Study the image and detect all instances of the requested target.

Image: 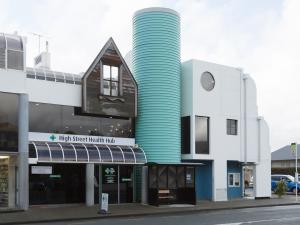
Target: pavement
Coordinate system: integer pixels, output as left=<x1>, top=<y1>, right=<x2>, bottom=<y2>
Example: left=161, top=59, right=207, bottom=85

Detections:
left=1, top=194, right=300, bottom=225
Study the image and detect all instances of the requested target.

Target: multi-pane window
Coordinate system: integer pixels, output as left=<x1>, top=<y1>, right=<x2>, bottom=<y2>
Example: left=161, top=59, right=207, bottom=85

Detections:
left=0, top=34, right=24, bottom=70
left=228, top=173, right=240, bottom=187
left=103, top=65, right=119, bottom=97
left=227, top=119, right=238, bottom=135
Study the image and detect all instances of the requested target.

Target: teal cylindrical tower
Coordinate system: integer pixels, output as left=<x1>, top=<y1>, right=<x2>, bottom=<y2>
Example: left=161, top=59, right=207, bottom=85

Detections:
left=133, top=7, right=181, bottom=163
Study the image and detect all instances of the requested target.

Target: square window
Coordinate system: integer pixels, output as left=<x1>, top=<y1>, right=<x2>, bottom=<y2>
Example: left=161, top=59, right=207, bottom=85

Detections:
left=228, top=173, right=240, bottom=187
left=227, top=119, right=238, bottom=135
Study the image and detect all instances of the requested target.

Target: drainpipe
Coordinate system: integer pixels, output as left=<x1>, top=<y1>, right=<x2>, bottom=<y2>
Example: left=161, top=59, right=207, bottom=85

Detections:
left=257, top=117, right=262, bottom=163
left=237, top=68, right=244, bottom=162
left=243, top=74, right=249, bottom=164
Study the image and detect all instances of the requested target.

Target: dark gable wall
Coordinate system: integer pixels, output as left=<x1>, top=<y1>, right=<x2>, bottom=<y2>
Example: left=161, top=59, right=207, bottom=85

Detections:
left=83, top=39, right=137, bottom=118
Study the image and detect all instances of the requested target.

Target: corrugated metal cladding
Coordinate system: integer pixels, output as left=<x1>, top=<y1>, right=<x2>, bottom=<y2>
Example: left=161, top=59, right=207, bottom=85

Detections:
left=132, top=8, right=181, bottom=163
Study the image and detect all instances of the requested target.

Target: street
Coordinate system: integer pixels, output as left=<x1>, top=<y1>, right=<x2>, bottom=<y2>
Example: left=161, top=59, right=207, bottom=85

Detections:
left=24, top=205, right=300, bottom=225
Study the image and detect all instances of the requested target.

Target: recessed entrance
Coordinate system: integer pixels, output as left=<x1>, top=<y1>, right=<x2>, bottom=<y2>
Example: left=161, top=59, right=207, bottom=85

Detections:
left=95, top=165, right=133, bottom=204
left=29, top=164, right=85, bottom=205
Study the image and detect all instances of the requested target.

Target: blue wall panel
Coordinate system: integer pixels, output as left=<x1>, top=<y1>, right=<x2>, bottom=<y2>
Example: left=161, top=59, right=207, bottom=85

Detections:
left=227, top=161, right=243, bottom=199
left=196, top=161, right=213, bottom=201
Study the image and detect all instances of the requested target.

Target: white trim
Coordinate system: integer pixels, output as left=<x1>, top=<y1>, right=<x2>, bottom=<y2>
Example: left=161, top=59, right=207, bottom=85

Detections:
left=69, top=143, right=78, bottom=162
left=138, top=147, right=147, bottom=162
left=31, top=142, right=38, bottom=159
left=29, top=132, right=135, bottom=146
left=106, top=145, right=114, bottom=163
left=128, top=146, right=137, bottom=164
left=94, top=144, right=102, bottom=162
left=117, top=146, right=125, bottom=163
left=228, top=172, right=241, bottom=187
left=57, top=142, right=65, bottom=161
left=45, top=142, right=52, bottom=162
left=81, top=143, right=90, bottom=162
left=4, top=34, right=7, bottom=69
left=134, top=7, right=180, bottom=17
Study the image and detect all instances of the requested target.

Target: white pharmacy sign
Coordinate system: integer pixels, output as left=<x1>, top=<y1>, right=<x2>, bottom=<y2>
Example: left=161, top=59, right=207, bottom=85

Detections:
left=29, top=132, right=135, bottom=146
left=100, top=193, right=109, bottom=213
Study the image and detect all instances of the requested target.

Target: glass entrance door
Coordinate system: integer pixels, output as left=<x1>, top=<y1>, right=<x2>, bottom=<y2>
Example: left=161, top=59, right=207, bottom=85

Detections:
left=119, top=166, right=133, bottom=203
left=0, top=157, right=9, bottom=208
left=100, top=165, right=133, bottom=204
left=102, top=165, right=118, bottom=204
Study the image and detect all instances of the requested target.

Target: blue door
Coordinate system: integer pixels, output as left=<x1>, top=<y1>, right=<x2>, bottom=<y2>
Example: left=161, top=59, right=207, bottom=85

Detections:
left=195, top=161, right=213, bottom=201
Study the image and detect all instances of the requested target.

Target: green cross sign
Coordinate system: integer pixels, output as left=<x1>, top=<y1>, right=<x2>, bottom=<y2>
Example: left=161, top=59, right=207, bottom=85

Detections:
left=50, top=134, right=56, bottom=141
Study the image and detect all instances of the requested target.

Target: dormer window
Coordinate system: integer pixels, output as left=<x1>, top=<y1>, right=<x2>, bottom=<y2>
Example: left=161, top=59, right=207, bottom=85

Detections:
left=82, top=37, right=137, bottom=118
left=103, top=65, right=119, bottom=97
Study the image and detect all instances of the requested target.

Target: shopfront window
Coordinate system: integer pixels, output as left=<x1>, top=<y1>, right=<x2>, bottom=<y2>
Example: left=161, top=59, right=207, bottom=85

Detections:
left=0, top=157, right=9, bottom=208
left=0, top=92, right=18, bottom=152
left=29, top=164, right=85, bottom=204
left=29, top=103, right=134, bottom=138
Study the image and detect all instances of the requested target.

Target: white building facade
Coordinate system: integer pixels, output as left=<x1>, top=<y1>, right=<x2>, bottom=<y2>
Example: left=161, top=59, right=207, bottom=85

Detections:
left=181, top=59, right=271, bottom=201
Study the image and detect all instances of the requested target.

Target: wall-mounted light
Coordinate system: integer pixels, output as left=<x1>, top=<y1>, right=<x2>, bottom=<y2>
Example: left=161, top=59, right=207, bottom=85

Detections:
left=0, top=156, right=9, bottom=159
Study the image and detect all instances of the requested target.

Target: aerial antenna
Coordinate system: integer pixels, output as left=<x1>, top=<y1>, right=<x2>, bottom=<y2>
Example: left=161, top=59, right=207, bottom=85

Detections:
left=30, top=32, right=50, bottom=53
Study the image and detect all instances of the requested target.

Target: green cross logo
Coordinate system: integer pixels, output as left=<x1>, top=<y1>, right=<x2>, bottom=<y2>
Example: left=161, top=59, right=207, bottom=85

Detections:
left=50, top=134, right=56, bottom=141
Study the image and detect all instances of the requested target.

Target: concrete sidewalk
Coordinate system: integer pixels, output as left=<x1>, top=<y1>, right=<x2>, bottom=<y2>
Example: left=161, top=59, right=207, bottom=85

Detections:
left=1, top=195, right=300, bottom=225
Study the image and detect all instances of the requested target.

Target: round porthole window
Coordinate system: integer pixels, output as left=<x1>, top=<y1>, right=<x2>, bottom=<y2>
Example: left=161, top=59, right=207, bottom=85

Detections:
left=201, top=71, right=215, bottom=91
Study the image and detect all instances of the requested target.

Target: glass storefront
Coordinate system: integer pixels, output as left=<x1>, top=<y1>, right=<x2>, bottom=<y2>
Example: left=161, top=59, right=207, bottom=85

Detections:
left=95, top=165, right=133, bottom=204
left=29, top=164, right=86, bottom=205
left=29, top=164, right=134, bottom=205
left=148, top=164, right=196, bottom=206
left=0, top=92, right=18, bottom=153
left=0, top=158, right=9, bottom=208
left=29, top=103, right=134, bottom=138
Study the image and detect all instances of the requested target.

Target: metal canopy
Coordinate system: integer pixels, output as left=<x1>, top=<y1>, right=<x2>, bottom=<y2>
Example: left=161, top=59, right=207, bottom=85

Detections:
left=29, top=142, right=147, bottom=164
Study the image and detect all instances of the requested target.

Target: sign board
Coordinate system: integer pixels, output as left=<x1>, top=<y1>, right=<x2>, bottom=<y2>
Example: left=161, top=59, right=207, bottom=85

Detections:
left=291, top=142, right=297, bottom=154
left=100, top=193, right=109, bottom=213
left=103, top=166, right=117, bottom=184
left=29, top=132, right=135, bottom=146
left=31, top=166, right=52, bottom=174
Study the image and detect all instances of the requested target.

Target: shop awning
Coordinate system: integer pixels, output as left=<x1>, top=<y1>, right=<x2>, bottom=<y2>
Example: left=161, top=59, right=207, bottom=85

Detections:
left=29, top=142, right=147, bottom=164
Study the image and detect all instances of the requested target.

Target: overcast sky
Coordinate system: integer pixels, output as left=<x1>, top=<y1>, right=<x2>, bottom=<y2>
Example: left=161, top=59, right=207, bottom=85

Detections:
left=1, top=0, right=299, bottom=151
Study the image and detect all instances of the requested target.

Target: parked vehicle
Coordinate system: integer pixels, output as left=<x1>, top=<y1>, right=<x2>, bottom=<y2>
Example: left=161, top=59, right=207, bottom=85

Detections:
left=271, top=174, right=300, bottom=194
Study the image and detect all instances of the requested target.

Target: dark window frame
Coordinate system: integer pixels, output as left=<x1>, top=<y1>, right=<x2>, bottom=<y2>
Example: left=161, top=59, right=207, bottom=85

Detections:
left=227, top=119, right=238, bottom=135
left=181, top=116, right=191, bottom=154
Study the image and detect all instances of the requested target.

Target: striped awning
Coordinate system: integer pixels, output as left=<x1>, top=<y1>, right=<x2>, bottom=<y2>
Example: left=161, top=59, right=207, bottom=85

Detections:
left=29, top=142, right=147, bottom=164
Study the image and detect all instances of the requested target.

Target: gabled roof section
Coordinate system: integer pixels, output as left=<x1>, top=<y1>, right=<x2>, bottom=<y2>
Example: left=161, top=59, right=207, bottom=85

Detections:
left=82, top=37, right=136, bottom=87
left=272, top=145, right=300, bottom=161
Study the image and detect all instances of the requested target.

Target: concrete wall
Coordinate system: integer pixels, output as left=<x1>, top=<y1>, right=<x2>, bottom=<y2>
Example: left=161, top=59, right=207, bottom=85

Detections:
left=26, top=79, right=81, bottom=106
left=0, top=69, right=82, bottom=106
left=255, top=118, right=271, bottom=198
left=181, top=59, right=271, bottom=201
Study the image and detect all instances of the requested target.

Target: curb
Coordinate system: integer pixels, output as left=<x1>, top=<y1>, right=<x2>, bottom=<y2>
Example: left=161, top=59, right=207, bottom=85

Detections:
left=2, top=202, right=300, bottom=225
